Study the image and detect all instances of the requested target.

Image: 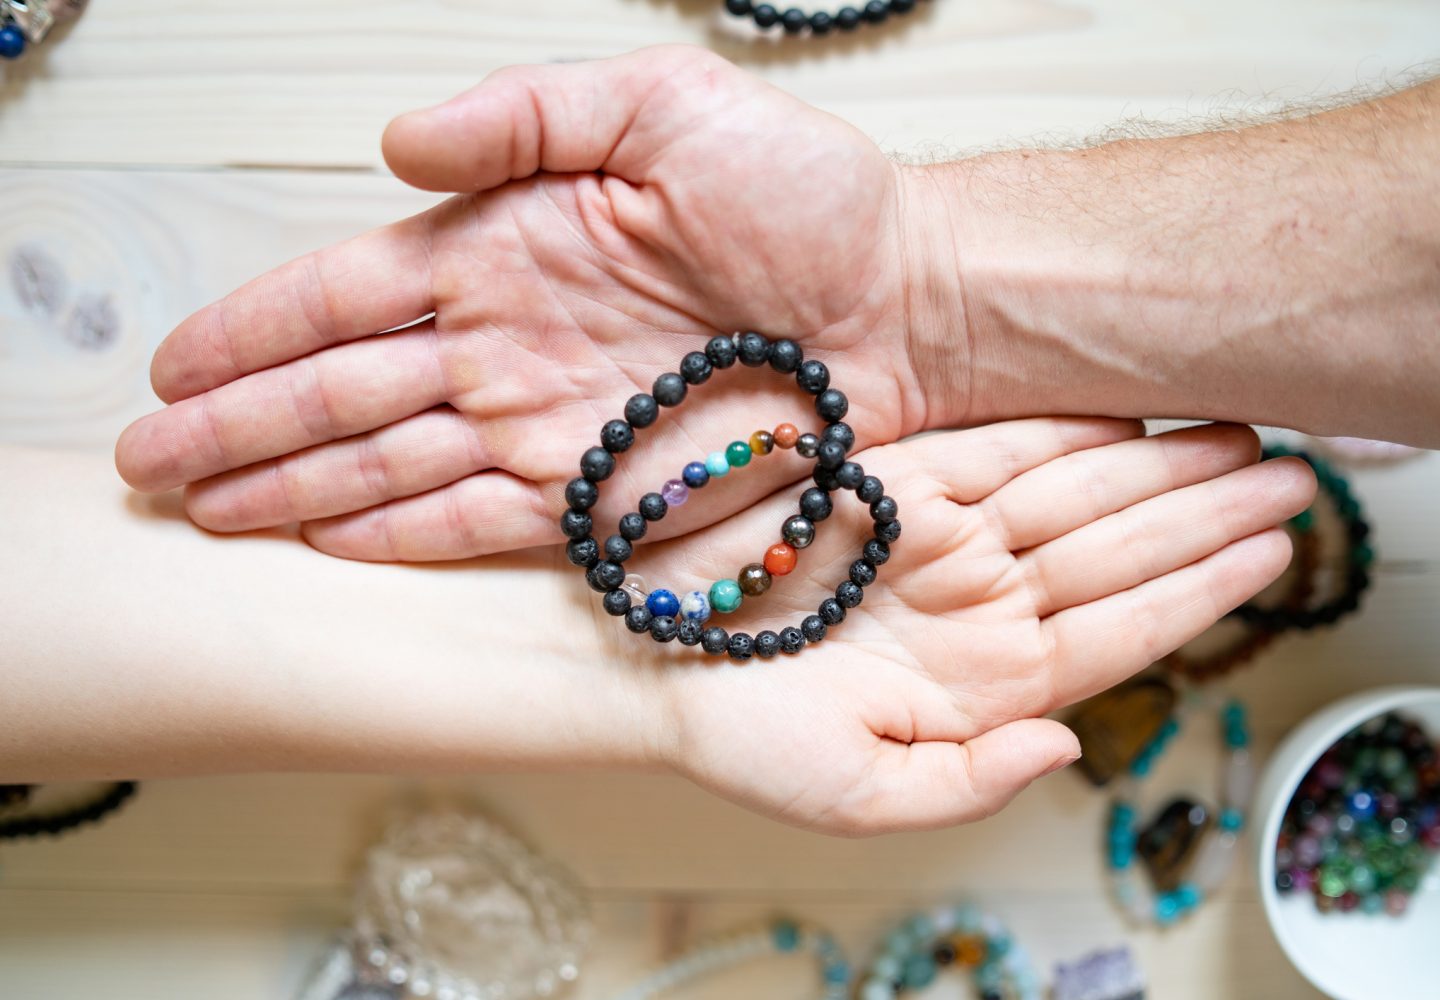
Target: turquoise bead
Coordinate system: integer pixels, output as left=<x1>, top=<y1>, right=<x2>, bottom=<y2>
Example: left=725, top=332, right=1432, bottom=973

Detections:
left=705, top=451, right=730, bottom=476
left=725, top=440, right=752, bottom=467
left=901, top=955, right=937, bottom=990
left=770, top=918, right=800, bottom=952
left=1220, top=807, right=1245, bottom=832
left=709, top=579, right=743, bottom=613
left=824, top=960, right=851, bottom=985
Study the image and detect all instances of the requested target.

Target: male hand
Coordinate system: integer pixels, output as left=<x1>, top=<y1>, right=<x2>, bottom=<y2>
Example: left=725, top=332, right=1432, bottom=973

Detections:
left=116, top=46, right=939, bottom=560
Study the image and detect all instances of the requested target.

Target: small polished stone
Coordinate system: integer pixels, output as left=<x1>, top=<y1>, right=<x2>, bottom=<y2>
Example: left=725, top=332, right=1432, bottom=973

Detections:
left=679, top=590, right=712, bottom=623
left=646, top=589, right=680, bottom=618
left=560, top=509, right=592, bottom=539
left=653, top=373, right=687, bottom=407
left=812, top=466, right=841, bottom=492
left=580, top=446, right=615, bottom=482
left=822, top=422, right=855, bottom=450
left=619, top=512, right=647, bottom=541
left=768, top=339, right=804, bottom=372
left=587, top=560, right=626, bottom=593
left=871, top=496, right=899, bottom=523
left=649, top=615, right=679, bottom=642
left=602, top=589, right=631, bottom=617
left=726, top=441, right=753, bottom=467
left=781, top=7, right=807, bottom=32
left=816, top=388, right=849, bottom=422
left=773, top=423, right=800, bottom=448
left=817, top=440, right=846, bottom=470
left=862, top=0, right=888, bottom=22
left=836, top=6, right=861, bottom=29
left=639, top=492, right=668, bottom=521
left=836, top=462, right=865, bottom=491
left=677, top=619, right=705, bottom=645
left=0, top=25, right=26, bottom=59
left=875, top=519, right=902, bottom=543
left=801, top=614, right=827, bottom=643
left=1068, top=677, right=1178, bottom=786
left=709, top=578, right=744, bottom=613
left=749, top=430, right=775, bottom=455
left=565, top=477, right=599, bottom=511
left=679, top=351, right=713, bottom=385
left=661, top=479, right=690, bottom=506
left=779, top=626, right=806, bottom=654
left=601, top=419, right=634, bottom=453
left=857, top=475, right=885, bottom=504
left=624, top=393, right=659, bottom=428
left=782, top=514, right=816, bottom=549
left=682, top=462, right=710, bottom=489
left=1138, top=798, right=1214, bottom=893
left=738, top=563, right=773, bottom=596
left=566, top=537, right=599, bottom=568
left=835, top=580, right=864, bottom=608
left=737, top=331, right=770, bottom=366
left=799, top=487, right=833, bottom=522
left=603, top=534, right=632, bottom=563
left=727, top=632, right=756, bottom=660
left=863, top=538, right=890, bottom=566
left=700, top=626, right=729, bottom=654
left=705, top=451, right=730, bottom=477
left=624, top=605, right=653, bottom=633
left=809, top=10, right=833, bottom=32
left=849, top=559, right=878, bottom=587
left=705, top=334, right=738, bottom=368
left=796, top=359, right=830, bottom=395
left=818, top=598, right=846, bottom=626
left=796, top=433, right=820, bottom=458
left=755, top=630, right=781, bottom=658
left=764, top=542, right=798, bottom=576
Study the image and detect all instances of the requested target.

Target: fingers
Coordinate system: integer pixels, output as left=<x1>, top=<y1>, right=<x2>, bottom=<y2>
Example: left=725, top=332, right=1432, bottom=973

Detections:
left=854, top=719, right=1080, bottom=833
left=299, top=470, right=547, bottom=562
left=983, top=422, right=1261, bottom=551
left=180, top=408, right=489, bottom=533
left=117, top=323, right=450, bottom=494
left=1044, top=527, right=1296, bottom=707
left=382, top=45, right=733, bottom=192
left=149, top=211, right=437, bottom=403
left=1021, top=456, right=1315, bottom=617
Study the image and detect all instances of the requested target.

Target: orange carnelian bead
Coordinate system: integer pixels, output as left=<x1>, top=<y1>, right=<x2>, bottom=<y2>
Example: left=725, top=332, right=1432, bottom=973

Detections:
left=763, top=542, right=798, bottom=576
left=772, top=423, right=800, bottom=449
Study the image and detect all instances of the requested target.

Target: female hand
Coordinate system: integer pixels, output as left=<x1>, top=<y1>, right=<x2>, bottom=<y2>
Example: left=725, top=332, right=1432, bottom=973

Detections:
left=628, top=418, right=1313, bottom=833
left=115, top=46, right=939, bottom=561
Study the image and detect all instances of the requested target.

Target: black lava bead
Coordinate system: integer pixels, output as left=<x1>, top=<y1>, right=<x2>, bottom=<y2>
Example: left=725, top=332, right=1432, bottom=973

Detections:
left=653, top=373, right=687, bottom=407
left=701, top=626, right=730, bottom=654
left=727, top=632, right=756, bottom=660
left=812, top=466, right=841, bottom=492
left=863, top=538, right=890, bottom=566
left=619, top=512, right=647, bottom=541
left=871, top=495, right=899, bottom=523
left=835, top=462, right=864, bottom=491
left=857, top=475, right=885, bottom=504
left=875, top=519, right=903, bottom=543
left=768, top=339, right=804, bottom=373
left=816, top=388, right=849, bottom=422
left=639, top=492, right=668, bottom=521
left=817, top=440, right=847, bottom=470
left=809, top=10, right=833, bottom=32
left=755, top=630, right=781, bottom=658
left=753, top=3, right=779, bottom=27
left=679, top=351, right=713, bottom=385
left=821, top=422, right=855, bottom=450
left=779, top=626, right=806, bottom=654
left=891, top=0, right=916, bottom=10
left=604, top=534, right=632, bottom=563
left=725, top=0, right=751, bottom=15
left=781, top=7, right=806, bottom=32
left=566, top=537, right=599, bottom=568
left=796, top=359, right=830, bottom=395
left=565, top=477, right=599, bottom=510
left=650, top=615, right=679, bottom=642
left=849, top=559, right=878, bottom=587
left=677, top=619, right=705, bottom=646
left=601, top=419, right=634, bottom=453
left=818, top=598, right=846, bottom=626
left=588, top=560, right=626, bottom=592
left=737, top=331, right=770, bottom=366
left=801, top=614, right=827, bottom=643
left=625, top=605, right=654, bottom=633
left=799, top=487, right=833, bottom=522
left=602, top=589, right=632, bottom=616
left=705, top=335, right=738, bottom=369
left=836, top=6, right=861, bottom=29
left=580, top=446, right=615, bottom=482
left=560, top=509, right=592, bottom=539
left=796, top=433, right=820, bottom=458
left=624, top=393, right=659, bottom=429
left=863, top=0, right=888, bottom=21
left=835, top=579, right=864, bottom=608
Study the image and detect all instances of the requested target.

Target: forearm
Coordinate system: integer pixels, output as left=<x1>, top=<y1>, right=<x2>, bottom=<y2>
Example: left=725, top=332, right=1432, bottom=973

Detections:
left=0, top=447, right=660, bottom=780
left=905, top=79, right=1440, bottom=444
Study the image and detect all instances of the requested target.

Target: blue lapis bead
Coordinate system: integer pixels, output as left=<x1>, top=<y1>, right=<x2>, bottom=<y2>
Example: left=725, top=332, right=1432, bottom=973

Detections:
left=0, top=25, right=25, bottom=58
left=682, top=461, right=710, bottom=489
left=1348, top=790, right=1378, bottom=819
left=770, top=918, right=800, bottom=952
left=645, top=589, right=680, bottom=618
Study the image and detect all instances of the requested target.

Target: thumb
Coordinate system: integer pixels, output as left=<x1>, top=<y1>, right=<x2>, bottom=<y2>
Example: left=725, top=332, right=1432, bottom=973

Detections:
left=381, top=44, right=728, bottom=193
left=856, top=719, right=1082, bottom=833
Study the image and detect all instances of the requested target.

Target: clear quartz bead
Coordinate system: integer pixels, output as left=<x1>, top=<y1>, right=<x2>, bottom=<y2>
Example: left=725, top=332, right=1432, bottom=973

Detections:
left=1223, top=749, right=1255, bottom=811
left=1188, top=830, right=1239, bottom=894
left=620, top=574, right=648, bottom=602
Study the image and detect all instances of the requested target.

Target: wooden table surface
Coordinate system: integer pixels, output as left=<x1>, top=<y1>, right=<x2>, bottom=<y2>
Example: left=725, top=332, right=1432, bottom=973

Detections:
left=2, top=3, right=1439, bottom=998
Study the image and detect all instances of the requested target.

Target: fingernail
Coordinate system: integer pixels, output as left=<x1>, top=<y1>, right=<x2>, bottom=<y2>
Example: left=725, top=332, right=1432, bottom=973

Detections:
left=1041, top=753, right=1081, bottom=777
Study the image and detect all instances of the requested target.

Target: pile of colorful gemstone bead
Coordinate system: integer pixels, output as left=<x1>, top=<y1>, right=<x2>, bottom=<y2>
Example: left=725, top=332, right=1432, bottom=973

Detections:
left=1275, top=711, right=1440, bottom=916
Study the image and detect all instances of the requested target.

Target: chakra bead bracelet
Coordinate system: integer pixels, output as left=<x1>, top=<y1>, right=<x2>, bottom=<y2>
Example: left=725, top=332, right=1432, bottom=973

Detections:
left=723, top=0, right=930, bottom=36
left=0, top=781, right=138, bottom=840
left=604, top=917, right=851, bottom=1000
left=857, top=905, right=1042, bottom=1000
left=562, top=331, right=900, bottom=661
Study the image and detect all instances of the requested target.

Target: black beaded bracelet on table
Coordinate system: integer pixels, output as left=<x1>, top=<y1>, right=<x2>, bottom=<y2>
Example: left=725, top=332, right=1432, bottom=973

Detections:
left=561, top=331, right=900, bottom=662
left=724, top=0, right=929, bottom=36
left=1228, top=445, right=1373, bottom=632
left=0, top=782, right=138, bottom=840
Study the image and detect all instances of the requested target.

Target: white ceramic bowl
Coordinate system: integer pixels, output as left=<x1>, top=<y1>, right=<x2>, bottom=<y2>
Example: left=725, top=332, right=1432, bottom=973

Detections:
left=1254, top=686, right=1440, bottom=1000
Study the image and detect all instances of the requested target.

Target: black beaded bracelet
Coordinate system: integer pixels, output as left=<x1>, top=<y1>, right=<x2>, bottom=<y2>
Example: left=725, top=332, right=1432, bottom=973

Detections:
left=561, top=332, right=899, bottom=661
left=724, top=0, right=929, bottom=35
left=0, top=781, right=138, bottom=841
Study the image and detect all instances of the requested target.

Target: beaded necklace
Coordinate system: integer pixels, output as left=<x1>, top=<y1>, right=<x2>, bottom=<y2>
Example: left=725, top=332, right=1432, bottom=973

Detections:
left=856, top=905, right=1042, bottom=1000
left=723, top=0, right=929, bottom=36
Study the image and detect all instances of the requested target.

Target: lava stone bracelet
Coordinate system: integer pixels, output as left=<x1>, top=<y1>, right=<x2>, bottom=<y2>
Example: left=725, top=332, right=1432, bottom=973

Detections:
left=724, top=0, right=929, bottom=36
left=0, top=781, right=138, bottom=840
left=561, top=331, right=899, bottom=662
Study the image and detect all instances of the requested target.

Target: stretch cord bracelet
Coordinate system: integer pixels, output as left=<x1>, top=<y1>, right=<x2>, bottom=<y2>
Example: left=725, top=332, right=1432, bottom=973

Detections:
left=1229, top=445, right=1373, bottom=632
left=605, top=917, right=851, bottom=1000
left=857, top=905, right=1041, bottom=1000
left=562, top=331, right=900, bottom=661
left=1105, top=692, right=1251, bottom=928
left=723, top=0, right=930, bottom=35
left=0, top=781, right=138, bottom=840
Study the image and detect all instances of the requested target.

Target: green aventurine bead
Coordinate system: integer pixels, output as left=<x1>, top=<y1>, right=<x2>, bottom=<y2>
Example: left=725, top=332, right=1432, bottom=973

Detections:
left=1349, top=864, right=1377, bottom=894
left=1353, top=543, right=1376, bottom=566
left=1290, top=508, right=1315, bottom=532
left=725, top=441, right=752, bottom=467
left=709, top=579, right=743, bottom=613
left=1319, top=866, right=1348, bottom=898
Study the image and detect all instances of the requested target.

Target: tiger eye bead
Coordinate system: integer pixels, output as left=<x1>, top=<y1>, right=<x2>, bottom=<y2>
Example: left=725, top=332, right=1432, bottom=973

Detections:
left=749, top=430, right=775, bottom=455
left=738, top=563, right=773, bottom=596
left=773, top=423, right=800, bottom=449
left=764, top=542, right=798, bottom=576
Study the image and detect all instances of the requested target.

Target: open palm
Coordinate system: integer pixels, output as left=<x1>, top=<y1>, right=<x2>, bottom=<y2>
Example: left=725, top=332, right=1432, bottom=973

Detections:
left=619, top=419, right=1312, bottom=834
left=115, top=45, right=929, bottom=561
